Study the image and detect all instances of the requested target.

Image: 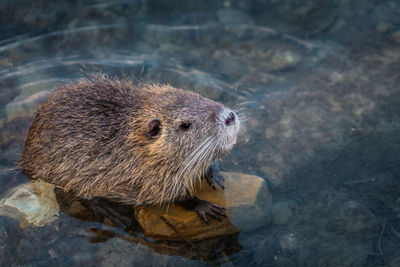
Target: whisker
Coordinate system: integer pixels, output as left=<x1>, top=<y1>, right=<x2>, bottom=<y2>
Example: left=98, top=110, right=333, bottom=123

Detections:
left=173, top=136, right=214, bottom=197
left=179, top=138, right=210, bottom=182
left=188, top=136, right=217, bottom=192
left=233, top=100, right=255, bottom=111
left=186, top=137, right=216, bottom=194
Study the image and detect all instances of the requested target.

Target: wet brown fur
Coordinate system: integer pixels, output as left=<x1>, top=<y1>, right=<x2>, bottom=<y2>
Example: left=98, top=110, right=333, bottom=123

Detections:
left=19, top=76, right=229, bottom=206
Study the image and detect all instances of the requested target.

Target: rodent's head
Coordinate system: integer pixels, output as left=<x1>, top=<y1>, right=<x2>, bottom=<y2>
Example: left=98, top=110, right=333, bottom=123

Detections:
left=129, top=84, right=240, bottom=195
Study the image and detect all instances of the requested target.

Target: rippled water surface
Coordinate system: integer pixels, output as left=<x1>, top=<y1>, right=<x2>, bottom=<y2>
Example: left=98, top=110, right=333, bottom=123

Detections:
left=2, top=0, right=400, bottom=266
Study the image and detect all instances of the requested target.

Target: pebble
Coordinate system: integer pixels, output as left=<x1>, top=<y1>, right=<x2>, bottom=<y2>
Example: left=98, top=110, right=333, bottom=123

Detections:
left=390, top=31, right=400, bottom=44
left=270, top=202, right=293, bottom=225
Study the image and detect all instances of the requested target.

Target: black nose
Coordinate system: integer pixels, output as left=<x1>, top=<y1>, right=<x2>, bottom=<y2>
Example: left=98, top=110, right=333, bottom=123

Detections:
left=225, top=112, right=235, bottom=126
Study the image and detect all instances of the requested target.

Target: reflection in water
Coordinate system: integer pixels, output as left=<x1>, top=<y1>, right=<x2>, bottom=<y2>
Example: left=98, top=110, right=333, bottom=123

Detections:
left=0, top=176, right=242, bottom=265
left=56, top=189, right=243, bottom=264
left=1, top=0, right=400, bottom=266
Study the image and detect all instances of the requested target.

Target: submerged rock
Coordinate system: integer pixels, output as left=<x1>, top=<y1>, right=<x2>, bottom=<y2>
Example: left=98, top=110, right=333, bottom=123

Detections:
left=0, top=179, right=59, bottom=228
left=334, top=200, right=378, bottom=238
left=390, top=31, right=400, bottom=44
left=1, top=90, right=50, bottom=127
left=0, top=215, right=19, bottom=247
left=270, top=202, right=293, bottom=226
left=135, top=172, right=272, bottom=241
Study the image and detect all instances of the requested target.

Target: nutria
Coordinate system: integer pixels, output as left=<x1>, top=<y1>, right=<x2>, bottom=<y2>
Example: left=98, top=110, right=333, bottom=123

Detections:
left=19, top=76, right=240, bottom=223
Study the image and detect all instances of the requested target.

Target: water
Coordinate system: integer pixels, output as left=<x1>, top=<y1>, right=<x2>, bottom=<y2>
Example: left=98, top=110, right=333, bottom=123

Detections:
left=1, top=0, right=400, bottom=266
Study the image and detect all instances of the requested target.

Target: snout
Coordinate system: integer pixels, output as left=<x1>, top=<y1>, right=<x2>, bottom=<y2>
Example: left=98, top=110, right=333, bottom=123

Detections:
left=218, top=107, right=238, bottom=128
left=224, top=111, right=236, bottom=126
left=217, top=106, right=240, bottom=150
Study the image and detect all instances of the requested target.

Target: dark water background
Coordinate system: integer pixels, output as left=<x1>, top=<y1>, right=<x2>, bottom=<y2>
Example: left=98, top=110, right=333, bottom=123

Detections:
left=1, top=0, right=400, bottom=266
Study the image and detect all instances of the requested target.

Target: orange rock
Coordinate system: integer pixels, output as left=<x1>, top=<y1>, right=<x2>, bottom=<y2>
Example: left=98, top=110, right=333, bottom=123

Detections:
left=135, top=172, right=272, bottom=241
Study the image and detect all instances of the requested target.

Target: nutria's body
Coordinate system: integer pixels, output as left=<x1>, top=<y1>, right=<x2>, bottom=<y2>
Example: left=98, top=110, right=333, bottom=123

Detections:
left=19, top=76, right=239, bottom=217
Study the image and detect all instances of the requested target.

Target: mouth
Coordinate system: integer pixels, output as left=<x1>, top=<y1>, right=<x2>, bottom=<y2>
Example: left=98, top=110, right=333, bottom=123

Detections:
left=225, top=127, right=238, bottom=150
left=228, top=135, right=236, bottom=146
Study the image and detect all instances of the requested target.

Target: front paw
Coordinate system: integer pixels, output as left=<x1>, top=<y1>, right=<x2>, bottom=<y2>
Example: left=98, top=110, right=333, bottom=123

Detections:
left=179, top=197, right=226, bottom=224
left=203, top=165, right=225, bottom=190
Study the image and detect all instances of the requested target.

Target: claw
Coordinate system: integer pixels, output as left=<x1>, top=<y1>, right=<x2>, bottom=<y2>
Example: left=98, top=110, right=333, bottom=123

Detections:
left=197, top=211, right=209, bottom=224
left=179, top=197, right=226, bottom=223
left=208, top=211, right=222, bottom=221
left=210, top=207, right=225, bottom=217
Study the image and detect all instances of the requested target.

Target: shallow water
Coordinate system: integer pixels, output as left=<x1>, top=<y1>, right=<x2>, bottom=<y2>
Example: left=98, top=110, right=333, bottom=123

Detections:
left=1, top=0, right=400, bottom=266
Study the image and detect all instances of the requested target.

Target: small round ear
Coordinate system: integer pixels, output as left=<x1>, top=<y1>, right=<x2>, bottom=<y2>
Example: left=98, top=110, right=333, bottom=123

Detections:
left=147, top=119, right=161, bottom=139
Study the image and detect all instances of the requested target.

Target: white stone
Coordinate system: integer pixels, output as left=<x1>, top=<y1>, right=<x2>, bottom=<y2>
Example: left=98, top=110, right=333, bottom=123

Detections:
left=0, top=179, right=59, bottom=228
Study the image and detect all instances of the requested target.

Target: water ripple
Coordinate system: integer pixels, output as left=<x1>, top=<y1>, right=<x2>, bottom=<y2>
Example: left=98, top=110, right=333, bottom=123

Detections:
left=0, top=24, right=122, bottom=53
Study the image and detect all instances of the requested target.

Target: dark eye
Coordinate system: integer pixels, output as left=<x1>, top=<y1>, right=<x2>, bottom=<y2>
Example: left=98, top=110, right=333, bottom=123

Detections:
left=180, top=122, right=192, bottom=131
